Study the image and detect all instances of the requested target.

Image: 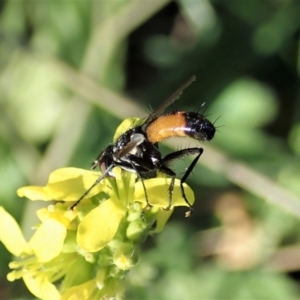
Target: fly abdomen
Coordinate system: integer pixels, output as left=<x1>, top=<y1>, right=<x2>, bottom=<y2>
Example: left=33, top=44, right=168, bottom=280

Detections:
left=185, top=112, right=215, bottom=141
left=145, top=112, right=188, bottom=143
left=145, top=111, right=215, bottom=144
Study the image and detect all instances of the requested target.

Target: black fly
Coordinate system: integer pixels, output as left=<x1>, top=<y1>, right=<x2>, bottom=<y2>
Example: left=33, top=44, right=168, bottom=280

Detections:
left=70, top=76, right=215, bottom=217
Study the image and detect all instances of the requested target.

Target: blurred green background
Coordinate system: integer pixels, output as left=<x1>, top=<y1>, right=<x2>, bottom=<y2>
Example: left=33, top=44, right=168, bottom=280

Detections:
left=0, top=0, right=300, bottom=299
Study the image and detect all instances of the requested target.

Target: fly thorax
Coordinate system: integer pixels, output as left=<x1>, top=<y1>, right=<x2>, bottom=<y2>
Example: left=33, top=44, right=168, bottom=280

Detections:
left=128, top=133, right=145, bottom=155
left=151, top=156, right=160, bottom=166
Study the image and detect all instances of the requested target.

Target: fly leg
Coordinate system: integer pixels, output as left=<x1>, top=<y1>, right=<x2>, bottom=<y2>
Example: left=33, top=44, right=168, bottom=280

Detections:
left=126, top=155, right=157, bottom=210
left=69, top=164, right=115, bottom=210
left=128, top=162, right=152, bottom=210
left=157, top=165, right=177, bottom=212
left=161, top=147, right=203, bottom=217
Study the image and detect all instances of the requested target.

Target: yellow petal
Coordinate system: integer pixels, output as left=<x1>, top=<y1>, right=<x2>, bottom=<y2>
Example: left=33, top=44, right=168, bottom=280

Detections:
left=23, top=274, right=60, bottom=300
left=61, top=279, right=97, bottom=300
left=134, top=178, right=195, bottom=207
left=29, top=219, right=67, bottom=262
left=0, top=207, right=32, bottom=256
left=36, top=206, right=76, bottom=230
left=41, top=279, right=61, bottom=300
left=60, top=256, right=94, bottom=290
left=77, top=198, right=126, bottom=252
left=111, top=167, right=137, bottom=205
left=150, top=209, right=173, bottom=234
left=17, top=168, right=106, bottom=201
left=17, top=186, right=52, bottom=201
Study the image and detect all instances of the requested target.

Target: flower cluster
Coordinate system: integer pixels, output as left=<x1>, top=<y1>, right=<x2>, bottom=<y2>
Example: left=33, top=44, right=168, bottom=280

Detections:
left=0, top=118, right=195, bottom=300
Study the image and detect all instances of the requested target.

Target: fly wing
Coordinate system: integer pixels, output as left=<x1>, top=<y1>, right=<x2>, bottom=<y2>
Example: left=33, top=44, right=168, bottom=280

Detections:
left=116, top=133, right=145, bottom=159
left=116, top=142, right=137, bottom=159
left=145, top=75, right=196, bottom=123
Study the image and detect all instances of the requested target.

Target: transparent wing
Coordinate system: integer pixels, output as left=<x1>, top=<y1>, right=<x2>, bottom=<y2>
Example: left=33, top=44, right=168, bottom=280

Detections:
left=145, top=75, right=196, bottom=123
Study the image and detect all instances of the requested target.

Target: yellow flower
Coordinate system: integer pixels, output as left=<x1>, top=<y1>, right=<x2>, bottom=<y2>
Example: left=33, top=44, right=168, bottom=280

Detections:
left=0, top=118, right=195, bottom=300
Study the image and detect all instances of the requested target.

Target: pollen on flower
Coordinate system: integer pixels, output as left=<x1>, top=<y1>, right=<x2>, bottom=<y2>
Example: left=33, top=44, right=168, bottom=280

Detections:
left=7, top=270, right=21, bottom=282
left=48, top=204, right=56, bottom=212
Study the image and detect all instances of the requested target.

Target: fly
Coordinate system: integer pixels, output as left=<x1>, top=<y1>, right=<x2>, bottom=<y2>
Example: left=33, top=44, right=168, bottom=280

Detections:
left=70, top=75, right=216, bottom=217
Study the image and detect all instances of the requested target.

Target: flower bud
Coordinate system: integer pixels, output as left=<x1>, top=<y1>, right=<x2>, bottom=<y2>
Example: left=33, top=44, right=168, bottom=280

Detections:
left=113, top=243, right=139, bottom=270
left=126, top=219, right=148, bottom=242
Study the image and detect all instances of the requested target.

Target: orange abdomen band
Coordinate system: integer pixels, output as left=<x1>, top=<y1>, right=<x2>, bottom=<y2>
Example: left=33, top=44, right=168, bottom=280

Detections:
left=145, top=112, right=187, bottom=144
